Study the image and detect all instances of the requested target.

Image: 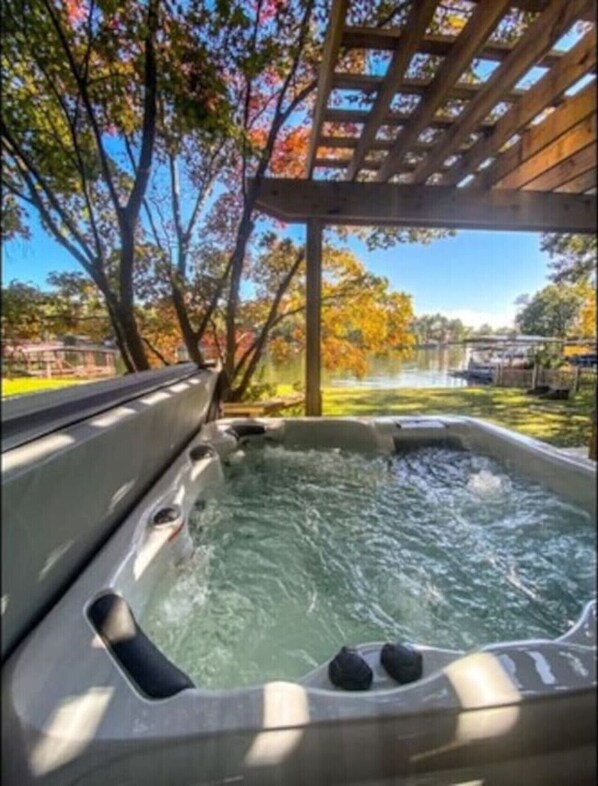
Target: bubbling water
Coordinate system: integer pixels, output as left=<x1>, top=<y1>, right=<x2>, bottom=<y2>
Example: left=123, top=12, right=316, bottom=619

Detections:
left=142, top=445, right=595, bottom=689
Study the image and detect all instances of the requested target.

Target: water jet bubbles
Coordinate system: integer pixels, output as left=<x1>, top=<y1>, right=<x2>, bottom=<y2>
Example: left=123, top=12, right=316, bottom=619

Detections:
left=141, top=445, right=594, bottom=689
left=467, top=469, right=509, bottom=497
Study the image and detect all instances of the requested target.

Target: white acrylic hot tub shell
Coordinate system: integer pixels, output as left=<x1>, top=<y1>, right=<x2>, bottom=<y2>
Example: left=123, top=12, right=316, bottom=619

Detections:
left=2, top=417, right=596, bottom=786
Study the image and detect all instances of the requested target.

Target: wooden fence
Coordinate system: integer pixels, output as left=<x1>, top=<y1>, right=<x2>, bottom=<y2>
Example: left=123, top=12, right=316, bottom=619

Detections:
left=2, top=345, right=118, bottom=380
left=493, top=365, right=597, bottom=393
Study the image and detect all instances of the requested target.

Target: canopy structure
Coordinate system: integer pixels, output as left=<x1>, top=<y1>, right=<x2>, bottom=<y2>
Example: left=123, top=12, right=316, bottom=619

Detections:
left=253, top=0, right=597, bottom=415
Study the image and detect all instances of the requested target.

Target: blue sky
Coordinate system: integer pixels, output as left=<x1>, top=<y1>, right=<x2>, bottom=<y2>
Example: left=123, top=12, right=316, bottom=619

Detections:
left=3, top=214, right=551, bottom=329
left=8, top=18, right=588, bottom=328
left=343, top=229, right=549, bottom=328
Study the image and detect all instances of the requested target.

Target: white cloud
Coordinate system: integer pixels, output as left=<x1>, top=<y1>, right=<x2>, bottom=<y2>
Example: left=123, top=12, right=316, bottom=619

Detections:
left=438, top=308, right=516, bottom=329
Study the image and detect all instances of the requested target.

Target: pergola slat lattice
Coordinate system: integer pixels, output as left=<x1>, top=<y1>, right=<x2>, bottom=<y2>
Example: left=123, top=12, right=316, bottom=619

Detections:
left=306, top=0, right=596, bottom=192
left=253, top=0, right=596, bottom=416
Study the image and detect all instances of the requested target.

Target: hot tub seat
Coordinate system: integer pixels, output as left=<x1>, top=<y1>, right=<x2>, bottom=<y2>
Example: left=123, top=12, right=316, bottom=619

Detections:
left=2, top=416, right=595, bottom=786
left=87, top=592, right=194, bottom=699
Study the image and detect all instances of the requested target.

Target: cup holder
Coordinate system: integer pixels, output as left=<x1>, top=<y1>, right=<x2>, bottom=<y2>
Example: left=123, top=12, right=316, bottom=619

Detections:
left=189, top=444, right=217, bottom=462
left=152, top=505, right=182, bottom=529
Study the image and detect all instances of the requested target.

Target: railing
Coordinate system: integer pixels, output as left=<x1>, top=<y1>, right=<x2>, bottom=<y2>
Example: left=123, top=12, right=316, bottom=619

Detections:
left=493, top=365, right=597, bottom=392
left=2, top=346, right=118, bottom=379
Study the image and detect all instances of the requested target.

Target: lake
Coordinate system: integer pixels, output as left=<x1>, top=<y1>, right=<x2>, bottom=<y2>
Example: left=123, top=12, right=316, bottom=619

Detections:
left=261, top=345, right=479, bottom=389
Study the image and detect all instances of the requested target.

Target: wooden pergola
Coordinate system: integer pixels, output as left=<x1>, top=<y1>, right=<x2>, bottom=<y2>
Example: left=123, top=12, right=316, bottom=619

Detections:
left=253, top=0, right=597, bottom=415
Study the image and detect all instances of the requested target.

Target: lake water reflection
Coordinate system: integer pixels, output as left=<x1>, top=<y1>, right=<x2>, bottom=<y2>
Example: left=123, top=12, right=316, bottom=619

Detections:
left=262, top=345, right=479, bottom=389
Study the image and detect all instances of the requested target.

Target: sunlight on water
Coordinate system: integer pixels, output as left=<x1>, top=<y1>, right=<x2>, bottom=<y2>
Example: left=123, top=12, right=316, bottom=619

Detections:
left=260, top=347, right=475, bottom=389
left=142, top=446, right=595, bottom=689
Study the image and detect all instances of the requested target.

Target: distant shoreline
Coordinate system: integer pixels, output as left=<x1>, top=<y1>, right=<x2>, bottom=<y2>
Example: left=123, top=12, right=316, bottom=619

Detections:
left=413, top=342, right=465, bottom=349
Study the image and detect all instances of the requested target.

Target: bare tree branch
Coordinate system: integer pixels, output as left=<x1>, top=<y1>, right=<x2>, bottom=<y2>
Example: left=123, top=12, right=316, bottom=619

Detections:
left=9, top=157, right=95, bottom=275
left=40, top=0, right=123, bottom=216
left=125, top=0, right=159, bottom=222
left=1, top=129, right=96, bottom=265
left=142, top=335, right=171, bottom=365
left=233, top=249, right=305, bottom=395
left=34, top=56, right=105, bottom=264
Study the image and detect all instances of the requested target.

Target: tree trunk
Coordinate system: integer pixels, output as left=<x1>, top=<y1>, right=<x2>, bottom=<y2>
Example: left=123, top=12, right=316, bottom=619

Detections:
left=117, top=303, right=149, bottom=371
left=171, top=276, right=203, bottom=365
left=231, top=250, right=305, bottom=401
left=109, top=0, right=157, bottom=374
left=119, top=223, right=150, bottom=371
left=105, top=298, right=135, bottom=373
left=88, top=268, right=136, bottom=374
left=224, top=207, right=255, bottom=387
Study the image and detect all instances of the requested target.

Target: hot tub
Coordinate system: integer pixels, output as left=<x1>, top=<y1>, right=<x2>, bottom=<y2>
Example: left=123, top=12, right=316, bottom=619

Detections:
left=2, top=417, right=596, bottom=786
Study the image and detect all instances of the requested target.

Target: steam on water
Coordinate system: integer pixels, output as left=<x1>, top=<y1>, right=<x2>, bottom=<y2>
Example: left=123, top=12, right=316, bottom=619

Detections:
left=142, top=445, right=595, bottom=689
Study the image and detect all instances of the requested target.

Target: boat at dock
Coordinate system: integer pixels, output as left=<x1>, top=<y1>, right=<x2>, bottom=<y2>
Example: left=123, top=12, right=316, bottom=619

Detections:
left=454, top=335, right=559, bottom=382
left=468, top=345, right=532, bottom=378
left=567, top=353, right=597, bottom=368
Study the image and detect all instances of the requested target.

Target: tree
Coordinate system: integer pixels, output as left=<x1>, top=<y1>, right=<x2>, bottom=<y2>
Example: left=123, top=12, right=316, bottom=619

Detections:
left=1, top=272, right=114, bottom=347
left=1, top=193, right=31, bottom=241
left=249, top=240, right=415, bottom=389
left=540, top=234, right=596, bottom=342
left=138, top=0, right=465, bottom=396
left=4, top=0, right=531, bottom=395
left=541, top=234, right=597, bottom=286
left=45, top=271, right=111, bottom=340
left=410, top=313, right=472, bottom=343
left=515, top=284, right=585, bottom=338
left=446, top=318, right=471, bottom=342
left=1, top=269, right=192, bottom=370
left=575, top=283, right=597, bottom=340
left=1, top=0, right=228, bottom=371
left=1, top=281, right=50, bottom=346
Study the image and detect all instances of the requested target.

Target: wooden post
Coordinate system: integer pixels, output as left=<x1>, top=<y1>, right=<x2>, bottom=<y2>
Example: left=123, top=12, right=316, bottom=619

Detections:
left=573, top=365, right=581, bottom=394
left=531, top=363, right=538, bottom=390
left=305, top=219, right=322, bottom=416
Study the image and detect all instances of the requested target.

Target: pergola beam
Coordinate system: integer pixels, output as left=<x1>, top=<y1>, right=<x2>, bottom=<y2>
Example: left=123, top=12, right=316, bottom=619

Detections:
left=313, top=157, right=452, bottom=174
left=320, top=135, right=393, bottom=151
left=315, top=157, right=381, bottom=171
left=341, top=28, right=564, bottom=70
left=323, top=107, right=497, bottom=132
left=489, top=107, right=596, bottom=190
left=411, top=0, right=593, bottom=184
left=468, top=0, right=595, bottom=21
left=305, top=0, right=349, bottom=179
left=377, top=0, right=513, bottom=182
left=344, top=0, right=437, bottom=181
left=319, top=135, right=472, bottom=154
left=521, top=142, right=596, bottom=191
left=252, top=178, right=597, bottom=233
left=452, top=28, right=597, bottom=188
left=554, top=169, right=596, bottom=193
left=477, top=84, right=596, bottom=189
left=332, top=73, right=526, bottom=103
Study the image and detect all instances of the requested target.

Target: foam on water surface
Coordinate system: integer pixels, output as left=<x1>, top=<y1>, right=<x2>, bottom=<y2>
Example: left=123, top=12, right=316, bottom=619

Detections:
left=142, top=445, right=595, bottom=689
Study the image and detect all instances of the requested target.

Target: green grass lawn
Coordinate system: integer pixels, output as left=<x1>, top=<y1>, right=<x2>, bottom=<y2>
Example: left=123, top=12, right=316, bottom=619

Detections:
left=321, top=386, right=595, bottom=448
left=3, top=376, right=593, bottom=449
left=1, top=377, right=92, bottom=398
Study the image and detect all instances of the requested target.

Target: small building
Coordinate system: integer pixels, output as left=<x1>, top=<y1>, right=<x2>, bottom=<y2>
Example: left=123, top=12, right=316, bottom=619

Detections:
left=2, top=340, right=119, bottom=379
